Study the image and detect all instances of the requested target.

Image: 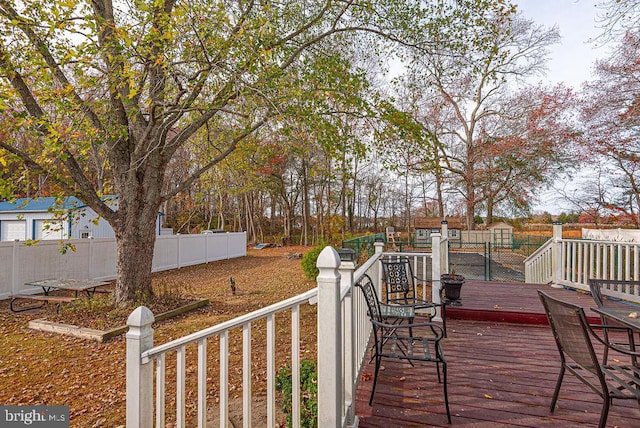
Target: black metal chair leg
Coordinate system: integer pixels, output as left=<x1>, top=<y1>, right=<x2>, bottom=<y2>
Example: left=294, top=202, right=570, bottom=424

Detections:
left=369, top=355, right=382, bottom=405
left=442, top=362, right=451, bottom=424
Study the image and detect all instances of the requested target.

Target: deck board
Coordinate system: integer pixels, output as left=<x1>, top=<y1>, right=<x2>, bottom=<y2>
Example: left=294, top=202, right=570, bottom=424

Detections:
left=355, top=282, right=640, bottom=427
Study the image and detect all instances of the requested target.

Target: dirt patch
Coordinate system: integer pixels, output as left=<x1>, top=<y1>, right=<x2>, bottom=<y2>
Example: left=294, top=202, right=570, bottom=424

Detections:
left=0, top=245, right=317, bottom=427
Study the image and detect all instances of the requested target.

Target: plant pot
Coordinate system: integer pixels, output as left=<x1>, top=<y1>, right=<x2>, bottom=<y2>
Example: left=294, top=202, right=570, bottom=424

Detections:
left=441, top=274, right=465, bottom=305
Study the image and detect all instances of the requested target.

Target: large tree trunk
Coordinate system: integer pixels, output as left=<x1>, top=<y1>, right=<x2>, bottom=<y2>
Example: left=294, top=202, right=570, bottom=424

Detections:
left=113, top=205, right=158, bottom=304
left=465, top=179, right=476, bottom=231
left=486, top=198, right=494, bottom=226
left=301, top=160, right=310, bottom=246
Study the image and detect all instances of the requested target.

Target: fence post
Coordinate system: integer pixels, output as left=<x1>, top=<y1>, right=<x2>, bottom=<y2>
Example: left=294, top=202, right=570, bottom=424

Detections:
left=11, top=239, right=19, bottom=295
left=88, top=237, right=94, bottom=279
left=126, top=306, right=155, bottom=428
left=175, top=234, right=181, bottom=269
left=551, top=222, right=564, bottom=288
left=431, top=231, right=443, bottom=321
left=338, top=248, right=356, bottom=427
left=316, top=246, right=342, bottom=427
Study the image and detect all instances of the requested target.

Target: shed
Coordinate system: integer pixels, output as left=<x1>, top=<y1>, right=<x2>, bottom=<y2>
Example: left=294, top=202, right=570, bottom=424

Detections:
left=0, top=196, right=164, bottom=241
left=413, top=217, right=464, bottom=246
left=485, top=221, right=514, bottom=232
left=485, top=222, right=514, bottom=246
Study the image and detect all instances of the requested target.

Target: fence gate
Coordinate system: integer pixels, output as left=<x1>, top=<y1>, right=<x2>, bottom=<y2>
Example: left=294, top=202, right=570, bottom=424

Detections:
left=448, top=235, right=543, bottom=282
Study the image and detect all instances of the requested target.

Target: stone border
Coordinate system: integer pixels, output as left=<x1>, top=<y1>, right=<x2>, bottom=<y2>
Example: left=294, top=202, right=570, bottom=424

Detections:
left=28, top=299, right=209, bottom=342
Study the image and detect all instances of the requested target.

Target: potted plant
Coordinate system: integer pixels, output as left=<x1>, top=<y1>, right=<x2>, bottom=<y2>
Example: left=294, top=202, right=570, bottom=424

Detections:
left=441, top=270, right=465, bottom=306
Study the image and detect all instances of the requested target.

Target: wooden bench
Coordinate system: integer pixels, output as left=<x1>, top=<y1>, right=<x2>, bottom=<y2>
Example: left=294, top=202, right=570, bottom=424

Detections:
left=10, top=294, right=77, bottom=313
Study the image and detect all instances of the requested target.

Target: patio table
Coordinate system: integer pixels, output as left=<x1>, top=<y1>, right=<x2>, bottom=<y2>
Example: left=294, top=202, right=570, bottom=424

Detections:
left=10, top=279, right=110, bottom=312
left=25, top=278, right=110, bottom=298
left=592, top=307, right=640, bottom=333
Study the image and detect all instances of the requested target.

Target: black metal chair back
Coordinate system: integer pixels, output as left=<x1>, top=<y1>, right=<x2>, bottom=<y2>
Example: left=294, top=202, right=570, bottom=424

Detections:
left=357, top=274, right=384, bottom=324
left=381, top=256, right=421, bottom=304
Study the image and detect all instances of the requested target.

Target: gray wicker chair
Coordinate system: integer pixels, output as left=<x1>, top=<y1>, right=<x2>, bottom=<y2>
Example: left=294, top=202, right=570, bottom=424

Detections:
left=357, top=274, right=451, bottom=424
left=538, top=290, right=640, bottom=428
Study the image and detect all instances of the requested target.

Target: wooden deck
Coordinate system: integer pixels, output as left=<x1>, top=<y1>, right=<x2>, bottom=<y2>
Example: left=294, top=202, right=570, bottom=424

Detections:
left=355, top=281, right=640, bottom=427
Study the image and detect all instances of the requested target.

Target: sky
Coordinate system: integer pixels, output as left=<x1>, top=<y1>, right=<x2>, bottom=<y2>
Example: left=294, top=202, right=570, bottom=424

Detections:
left=516, top=0, right=612, bottom=89
left=515, top=0, right=614, bottom=214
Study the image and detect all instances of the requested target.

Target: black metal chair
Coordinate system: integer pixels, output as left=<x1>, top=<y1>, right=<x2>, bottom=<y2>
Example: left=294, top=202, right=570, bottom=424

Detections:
left=381, top=256, right=447, bottom=335
left=589, top=278, right=640, bottom=364
left=356, top=274, right=451, bottom=424
left=538, top=290, right=640, bottom=428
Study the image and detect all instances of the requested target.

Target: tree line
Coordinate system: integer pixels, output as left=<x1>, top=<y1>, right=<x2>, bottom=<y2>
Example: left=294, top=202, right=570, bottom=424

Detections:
left=0, top=0, right=637, bottom=304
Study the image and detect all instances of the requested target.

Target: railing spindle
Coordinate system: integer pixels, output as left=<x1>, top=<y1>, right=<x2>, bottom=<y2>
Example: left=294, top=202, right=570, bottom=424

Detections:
left=197, top=339, right=207, bottom=428
left=243, top=323, right=252, bottom=428
left=176, top=346, right=186, bottom=428
left=266, top=314, right=276, bottom=428
left=155, top=354, right=165, bottom=428
left=220, top=331, right=229, bottom=428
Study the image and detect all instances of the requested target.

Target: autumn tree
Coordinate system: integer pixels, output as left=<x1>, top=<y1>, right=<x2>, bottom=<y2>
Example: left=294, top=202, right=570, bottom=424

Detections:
left=474, top=85, right=578, bottom=223
left=0, top=0, right=443, bottom=305
left=596, top=0, right=640, bottom=39
left=400, top=5, right=560, bottom=229
left=580, top=30, right=640, bottom=225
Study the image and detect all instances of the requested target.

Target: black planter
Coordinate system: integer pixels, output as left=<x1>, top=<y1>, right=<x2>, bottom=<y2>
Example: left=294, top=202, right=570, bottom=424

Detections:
left=441, top=274, right=465, bottom=305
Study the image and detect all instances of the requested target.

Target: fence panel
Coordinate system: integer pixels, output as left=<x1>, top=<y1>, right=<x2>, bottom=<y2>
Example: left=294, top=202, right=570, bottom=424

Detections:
left=0, top=232, right=246, bottom=299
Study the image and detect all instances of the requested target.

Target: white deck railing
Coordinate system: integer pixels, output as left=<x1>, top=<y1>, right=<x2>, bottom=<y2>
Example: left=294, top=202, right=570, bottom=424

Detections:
left=524, top=223, right=640, bottom=303
left=524, top=239, right=554, bottom=285
left=126, top=233, right=445, bottom=427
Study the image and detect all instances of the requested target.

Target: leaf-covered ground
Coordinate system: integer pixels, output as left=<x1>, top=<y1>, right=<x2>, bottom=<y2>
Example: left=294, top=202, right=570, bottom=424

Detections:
left=0, top=245, right=317, bottom=427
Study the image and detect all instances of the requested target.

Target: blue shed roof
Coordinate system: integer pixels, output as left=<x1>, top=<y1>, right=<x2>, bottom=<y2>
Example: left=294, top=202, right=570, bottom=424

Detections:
left=0, top=197, right=88, bottom=213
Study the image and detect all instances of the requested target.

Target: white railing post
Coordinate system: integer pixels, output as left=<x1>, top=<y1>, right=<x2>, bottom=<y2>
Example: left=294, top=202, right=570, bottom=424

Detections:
left=374, top=238, right=385, bottom=295
left=441, top=221, right=449, bottom=274
left=338, top=248, right=356, bottom=427
left=126, top=306, right=155, bottom=428
left=374, top=239, right=384, bottom=255
left=551, top=222, right=564, bottom=288
left=316, top=246, right=342, bottom=427
left=431, top=231, right=443, bottom=321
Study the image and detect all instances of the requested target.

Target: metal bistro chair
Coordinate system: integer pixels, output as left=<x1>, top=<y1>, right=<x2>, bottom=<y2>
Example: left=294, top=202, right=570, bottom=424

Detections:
left=538, top=290, right=640, bottom=428
left=356, top=274, right=451, bottom=424
left=381, top=256, right=447, bottom=336
left=589, top=278, right=640, bottom=364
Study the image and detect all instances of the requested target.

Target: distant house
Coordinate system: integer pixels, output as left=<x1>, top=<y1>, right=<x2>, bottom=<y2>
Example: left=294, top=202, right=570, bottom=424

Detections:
left=0, top=196, right=165, bottom=241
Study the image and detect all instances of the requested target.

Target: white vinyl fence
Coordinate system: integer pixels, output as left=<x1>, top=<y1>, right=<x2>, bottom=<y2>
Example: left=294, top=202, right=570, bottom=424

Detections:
left=0, top=232, right=246, bottom=299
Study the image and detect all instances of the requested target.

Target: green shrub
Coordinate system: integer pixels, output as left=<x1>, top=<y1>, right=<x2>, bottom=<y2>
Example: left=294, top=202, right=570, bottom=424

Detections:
left=275, top=360, right=318, bottom=428
left=301, top=246, right=325, bottom=280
